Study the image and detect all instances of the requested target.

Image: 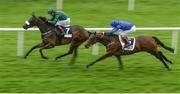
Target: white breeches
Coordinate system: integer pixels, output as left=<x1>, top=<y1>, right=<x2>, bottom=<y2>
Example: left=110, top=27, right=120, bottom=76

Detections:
left=55, top=18, right=71, bottom=27
left=120, top=25, right=136, bottom=36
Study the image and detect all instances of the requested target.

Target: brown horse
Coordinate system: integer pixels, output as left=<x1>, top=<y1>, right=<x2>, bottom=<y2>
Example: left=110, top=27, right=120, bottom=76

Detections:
left=84, top=32, right=174, bottom=70
left=22, top=14, right=90, bottom=64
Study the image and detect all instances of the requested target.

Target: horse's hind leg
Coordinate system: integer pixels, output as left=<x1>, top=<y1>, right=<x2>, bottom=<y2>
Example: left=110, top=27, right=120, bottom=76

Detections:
left=152, top=36, right=174, bottom=53
left=158, top=51, right=173, bottom=64
left=150, top=51, right=171, bottom=70
left=55, top=42, right=75, bottom=60
left=24, top=43, right=42, bottom=59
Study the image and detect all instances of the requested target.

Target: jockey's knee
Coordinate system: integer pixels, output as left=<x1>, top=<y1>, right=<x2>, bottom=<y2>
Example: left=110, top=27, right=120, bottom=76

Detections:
left=120, top=33, right=126, bottom=37
left=120, top=30, right=127, bottom=35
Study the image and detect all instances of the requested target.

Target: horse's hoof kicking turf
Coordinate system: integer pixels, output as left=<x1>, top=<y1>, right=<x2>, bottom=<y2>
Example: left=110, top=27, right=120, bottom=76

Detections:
left=42, top=57, right=48, bottom=59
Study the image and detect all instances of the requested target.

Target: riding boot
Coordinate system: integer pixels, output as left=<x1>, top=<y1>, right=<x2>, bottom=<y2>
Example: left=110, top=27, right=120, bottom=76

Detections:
left=123, top=36, right=130, bottom=48
left=58, top=25, right=65, bottom=36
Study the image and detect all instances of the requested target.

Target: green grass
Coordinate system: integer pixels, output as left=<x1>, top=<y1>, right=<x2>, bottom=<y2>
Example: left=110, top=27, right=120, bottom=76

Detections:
left=1, top=0, right=180, bottom=27
left=0, top=0, right=180, bottom=93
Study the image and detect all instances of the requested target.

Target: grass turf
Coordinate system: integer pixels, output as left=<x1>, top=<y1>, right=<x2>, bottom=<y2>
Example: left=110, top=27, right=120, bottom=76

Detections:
left=0, top=0, right=180, bottom=93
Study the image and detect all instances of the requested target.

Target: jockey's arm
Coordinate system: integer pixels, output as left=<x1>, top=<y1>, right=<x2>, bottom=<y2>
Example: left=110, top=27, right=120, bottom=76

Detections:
left=106, top=25, right=121, bottom=35
left=48, top=18, right=58, bottom=25
left=48, top=15, right=59, bottom=25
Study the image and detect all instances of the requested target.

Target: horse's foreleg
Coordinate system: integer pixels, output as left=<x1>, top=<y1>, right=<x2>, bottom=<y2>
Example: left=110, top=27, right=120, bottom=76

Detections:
left=115, top=55, right=123, bottom=70
left=24, top=43, right=42, bottom=59
left=86, top=52, right=113, bottom=68
left=39, top=43, right=54, bottom=59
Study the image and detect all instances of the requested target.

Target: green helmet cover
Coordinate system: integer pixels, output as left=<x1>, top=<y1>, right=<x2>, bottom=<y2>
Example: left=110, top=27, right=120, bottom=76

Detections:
left=48, top=8, right=55, bottom=14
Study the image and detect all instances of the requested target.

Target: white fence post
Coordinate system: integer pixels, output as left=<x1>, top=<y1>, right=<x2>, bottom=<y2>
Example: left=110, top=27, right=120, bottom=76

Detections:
left=92, top=31, right=99, bottom=55
left=171, top=31, right=178, bottom=54
left=57, top=0, right=63, bottom=10
left=128, top=0, right=135, bottom=11
left=17, top=30, right=24, bottom=56
left=92, top=43, right=99, bottom=55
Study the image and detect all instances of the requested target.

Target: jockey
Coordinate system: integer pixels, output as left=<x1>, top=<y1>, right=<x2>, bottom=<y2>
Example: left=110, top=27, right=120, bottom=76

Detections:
left=47, top=8, right=70, bottom=34
left=106, top=20, right=136, bottom=48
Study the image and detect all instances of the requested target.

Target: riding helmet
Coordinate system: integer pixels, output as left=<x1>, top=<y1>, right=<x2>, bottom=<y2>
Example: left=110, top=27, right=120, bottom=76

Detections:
left=110, top=20, right=119, bottom=27
left=48, top=8, right=55, bottom=14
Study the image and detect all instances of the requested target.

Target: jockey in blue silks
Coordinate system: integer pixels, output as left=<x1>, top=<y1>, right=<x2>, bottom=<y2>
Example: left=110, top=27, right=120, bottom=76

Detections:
left=106, top=20, right=136, bottom=48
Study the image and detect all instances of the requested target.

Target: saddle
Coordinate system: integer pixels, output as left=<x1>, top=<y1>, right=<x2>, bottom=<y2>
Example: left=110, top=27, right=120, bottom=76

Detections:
left=51, top=26, right=72, bottom=45
left=118, top=35, right=136, bottom=51
left=54, top=26, right=72, bottom=38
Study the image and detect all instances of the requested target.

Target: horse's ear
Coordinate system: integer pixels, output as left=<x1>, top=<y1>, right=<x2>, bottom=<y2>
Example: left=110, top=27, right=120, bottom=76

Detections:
left=32, top=12, right=35, bottom=17
left=94, top=32, right=96, bottom=35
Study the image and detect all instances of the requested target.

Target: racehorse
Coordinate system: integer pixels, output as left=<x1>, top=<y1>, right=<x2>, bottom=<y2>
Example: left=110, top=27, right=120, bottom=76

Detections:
left=22, top=14, right=90, bottom=64
left=84, top=32, right=174, bottom=70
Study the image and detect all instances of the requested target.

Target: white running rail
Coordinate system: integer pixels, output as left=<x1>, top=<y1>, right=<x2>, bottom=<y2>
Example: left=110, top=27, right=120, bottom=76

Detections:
left=0, top=27, right=179, bottom=56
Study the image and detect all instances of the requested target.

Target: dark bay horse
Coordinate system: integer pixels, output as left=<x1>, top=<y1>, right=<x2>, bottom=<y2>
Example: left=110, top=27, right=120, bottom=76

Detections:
left=22, top=14, right=90, bottom=64
left=84, top=32, right=174, bottom=70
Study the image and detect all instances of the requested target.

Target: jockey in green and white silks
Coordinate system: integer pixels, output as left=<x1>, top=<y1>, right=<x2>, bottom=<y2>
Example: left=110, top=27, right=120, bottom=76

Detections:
left=47, top=8, right=70, bottom=33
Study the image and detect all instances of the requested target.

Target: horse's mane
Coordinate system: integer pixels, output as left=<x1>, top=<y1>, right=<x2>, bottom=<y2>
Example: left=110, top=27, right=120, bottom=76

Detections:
left=38, top=16, right=55, bottom=27
left=104, top=34, right=119, bottom=42
left=38, top=16, right=47, bottom=22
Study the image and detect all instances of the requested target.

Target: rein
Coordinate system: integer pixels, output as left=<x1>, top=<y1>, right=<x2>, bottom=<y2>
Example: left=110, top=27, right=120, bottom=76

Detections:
left=42, top=30, right=52, bottom=35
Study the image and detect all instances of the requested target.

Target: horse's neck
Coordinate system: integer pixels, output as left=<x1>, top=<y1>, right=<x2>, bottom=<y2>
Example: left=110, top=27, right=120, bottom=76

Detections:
left=36, top=20, right=51, bottom=33
left=98, top=36, right=113, bottom=46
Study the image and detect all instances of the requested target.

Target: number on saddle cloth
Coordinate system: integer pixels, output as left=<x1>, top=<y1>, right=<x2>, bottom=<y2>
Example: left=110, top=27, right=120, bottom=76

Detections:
left=54, top=26, right=72, bottom=38
left=64, top=27, right=72, bottom=38
left=119, top=35, right=136, bottom=51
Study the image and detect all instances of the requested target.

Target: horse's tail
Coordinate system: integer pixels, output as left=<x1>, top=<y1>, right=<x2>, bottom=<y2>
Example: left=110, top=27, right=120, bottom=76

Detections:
left=152, top=36, right=174, bottom=53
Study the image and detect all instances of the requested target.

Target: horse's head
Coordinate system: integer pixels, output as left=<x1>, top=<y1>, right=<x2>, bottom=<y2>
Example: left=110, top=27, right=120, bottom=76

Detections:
left=23, top=13, right=38, bottom=30
left=85, top=32, right=104, bottom=48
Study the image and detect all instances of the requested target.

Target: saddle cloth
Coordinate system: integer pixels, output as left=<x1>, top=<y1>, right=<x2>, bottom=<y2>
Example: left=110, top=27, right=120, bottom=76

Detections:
left=119, top=35, right=136, bottom=51
left=54, top=27, right=72, bottom=38
left=63, top=27, right=72, bottom=38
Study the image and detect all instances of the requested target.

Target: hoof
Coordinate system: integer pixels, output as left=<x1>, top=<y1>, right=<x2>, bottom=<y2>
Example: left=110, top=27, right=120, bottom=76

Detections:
left=42, top=57, right=48, bottom=59
left=55, top=57, right=59, bottom=60
left=169, top=61, right=173, bottom=64
left=86, top=65, right=90, bottom=69
left=167, top=65, right=172, bottom=71
left=118, top=67, right=124, bottom=71
left=69, top=61, right=75, bottom=65
left=167, top=66, right=172, bottom=71
left=23, top=56, right=27, bottom=59
left=167, top=68, right=172, bottom=71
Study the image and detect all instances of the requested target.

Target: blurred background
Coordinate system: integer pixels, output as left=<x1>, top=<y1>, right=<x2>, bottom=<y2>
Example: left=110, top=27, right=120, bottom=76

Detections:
left=0, top=0, right=180, bottom=93
left=1, top=0, right=180, bottom=27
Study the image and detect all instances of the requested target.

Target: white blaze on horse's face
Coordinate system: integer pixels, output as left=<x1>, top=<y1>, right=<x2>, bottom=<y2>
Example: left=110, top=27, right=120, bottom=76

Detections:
left=25, top=21, right=30, bottom=25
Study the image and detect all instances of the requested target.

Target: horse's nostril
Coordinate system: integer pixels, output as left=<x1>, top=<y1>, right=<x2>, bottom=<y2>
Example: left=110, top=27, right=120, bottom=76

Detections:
left=23, top=25, right=28, bottom=30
